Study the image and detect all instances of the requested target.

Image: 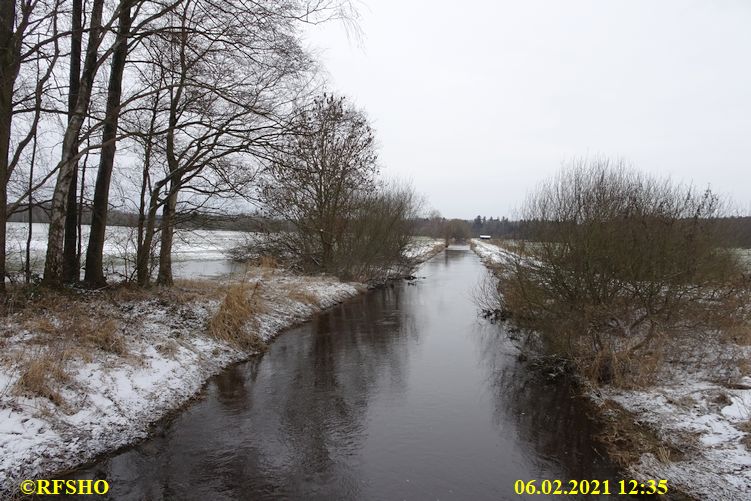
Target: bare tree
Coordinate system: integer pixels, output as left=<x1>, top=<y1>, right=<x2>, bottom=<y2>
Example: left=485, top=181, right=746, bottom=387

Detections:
left=126, top=0, right=323, bottom=286
left=5, top=0, right=353, bottom=288
left=83, top=0, right=136, bottom=287
left=42, top=0, right=107, bottom=286
left=0, top=0, right=63, bottom=292
left=43, top=0, right=184, bottom=286
left=61, top=0, right=82, bottom=282
left=260, top=94, right=380, bottom=273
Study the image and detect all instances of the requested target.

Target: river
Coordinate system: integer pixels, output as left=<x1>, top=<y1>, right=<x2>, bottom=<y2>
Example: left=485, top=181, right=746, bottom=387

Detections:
left=64, top=245, right=631, bottom=500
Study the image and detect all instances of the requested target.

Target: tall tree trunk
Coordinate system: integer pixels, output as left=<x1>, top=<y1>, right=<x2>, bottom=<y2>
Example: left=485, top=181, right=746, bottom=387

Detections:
left=43, top=0, right=104, bottom=287
left=25, top=127, right=37, bottom=284
left=62, top=0, right=83, bottom=283
left=137, top=190, right=160, bottom=286
left=135, top=98, right=159, bottom=286
left=156, top=182, right=179, bottom=286
left=136, top=172, right=150, bottom=283
left=0, top=1, right=19, bottom=293
left=85, top=3, right=132, bottom=288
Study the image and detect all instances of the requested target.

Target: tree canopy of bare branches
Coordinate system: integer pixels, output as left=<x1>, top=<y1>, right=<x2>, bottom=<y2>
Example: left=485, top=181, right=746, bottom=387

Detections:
left=259, top=94, right=420, bottom=281
left=497, top=159, right=750, bottom=385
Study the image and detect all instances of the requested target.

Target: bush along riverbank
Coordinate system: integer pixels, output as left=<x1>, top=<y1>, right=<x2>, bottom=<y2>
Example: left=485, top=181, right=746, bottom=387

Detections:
left=472, top=236, right=751, bottom=501
left=0, top=241, right=443, bottom=496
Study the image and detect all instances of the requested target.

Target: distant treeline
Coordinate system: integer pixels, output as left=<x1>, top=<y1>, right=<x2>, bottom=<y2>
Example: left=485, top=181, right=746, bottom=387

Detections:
left=411, top=214, right=751, bottom=248
left=12, top=207, right=751, bottom=249
left=7, top=205, right=271, bottom=232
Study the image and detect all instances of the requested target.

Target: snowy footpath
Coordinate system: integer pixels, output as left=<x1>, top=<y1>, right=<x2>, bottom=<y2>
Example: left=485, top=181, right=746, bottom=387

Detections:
left=0, top=238, right=444, bottom=495
left=471, top=238, right=751, bottom=501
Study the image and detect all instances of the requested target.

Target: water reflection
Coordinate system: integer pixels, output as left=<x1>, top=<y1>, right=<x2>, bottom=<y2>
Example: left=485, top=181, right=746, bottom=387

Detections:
left=63, top=246, right=631, bottom=500
left=477, top=330, right=616, bottom=480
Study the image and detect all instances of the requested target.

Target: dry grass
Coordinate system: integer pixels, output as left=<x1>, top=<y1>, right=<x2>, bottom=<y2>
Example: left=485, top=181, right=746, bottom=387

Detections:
left=20, top=309, right=125, bottom=356
left=258, top=255, right=279, bottom=269
left=596, top=399, right=686, bottom=467
left=10, top=311, right=125, bottom=405
left=102, top=283, right=159, bottom=303
left=738, top=420, right=751, bottom=450
left=153, top=279, right=225, bottom=303
left=736, top=357, right=751, bottom=379
left=77, top=318, right=125, bottom=355
left=655, top=445, right=672, bottom=464
left=286, top=287, right=320, bottom=306
left=21, top=317, right=57, bottom=336
left=208, top=281, right=267, bottom=352
left=1, top=277, right=257, bottom=409
left=2, top=286, right=136, bottom=405
left=722, top=324, right=751, bottom=346
left=13, top=349, right=71, bottom=406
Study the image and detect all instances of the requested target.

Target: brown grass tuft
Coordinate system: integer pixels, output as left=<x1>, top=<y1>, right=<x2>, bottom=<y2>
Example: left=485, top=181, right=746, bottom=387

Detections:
left=738, top=420, right=751, bottom=450
left=577, top=346, right=663, bottom=389
left=287, top=288, right=320, bottom=306
left=22, top=318, right=57, bottom=336
left=76, top=318, right=125, bottom=355
left=655, top=446, right=672, bottom=464
left=258, top=255, right=279, bottom=269
left=13, top=349, right=70, bottom=406
left=208, top=281, right=267, bottom=352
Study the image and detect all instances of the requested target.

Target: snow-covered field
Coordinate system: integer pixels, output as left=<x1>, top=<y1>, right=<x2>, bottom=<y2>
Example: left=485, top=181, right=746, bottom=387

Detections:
left=6, top=222, right=257, bottom=270
left=0, top=236, right=444, bottom=495
left=6, top=223, right=443, bottom=280
left=471, top=239, right=751, bottom=500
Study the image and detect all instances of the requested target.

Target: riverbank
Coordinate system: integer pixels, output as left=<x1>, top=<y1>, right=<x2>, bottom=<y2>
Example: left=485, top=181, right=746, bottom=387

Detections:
left=0, top=240, right=444, bottom=496
left=470, top=239, right=751, bottom=501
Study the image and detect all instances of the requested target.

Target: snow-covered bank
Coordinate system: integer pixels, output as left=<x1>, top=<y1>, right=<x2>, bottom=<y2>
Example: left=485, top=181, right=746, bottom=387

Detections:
left=0, top=273, right=360, bottom=495
left=0, top=240, right=445, bottom=495
left=470, top=238, right=518, bottom=267
left=404, top=237, right=445, bottom=262
left=595, top=367, right=751, bottom=500
left=470, top=239, right=751, bottom=500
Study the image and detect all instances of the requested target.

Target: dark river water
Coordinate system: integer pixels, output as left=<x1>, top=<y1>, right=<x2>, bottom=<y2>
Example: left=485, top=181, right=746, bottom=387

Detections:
left=67, top=246, right=630, bottom=500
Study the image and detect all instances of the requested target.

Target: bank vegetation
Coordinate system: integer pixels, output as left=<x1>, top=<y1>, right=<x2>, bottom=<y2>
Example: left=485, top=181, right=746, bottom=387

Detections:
left=488, top=159, right=750, bottom=386
left=474, top=158, right=751, bottom=499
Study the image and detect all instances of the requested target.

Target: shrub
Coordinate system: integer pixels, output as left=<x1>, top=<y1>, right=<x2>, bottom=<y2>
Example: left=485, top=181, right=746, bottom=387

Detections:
left=499, top=159, right=751, bottom=385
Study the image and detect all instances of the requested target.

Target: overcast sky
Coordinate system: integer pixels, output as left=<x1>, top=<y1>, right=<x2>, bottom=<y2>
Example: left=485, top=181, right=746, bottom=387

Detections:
left=303, top=0, right=751, bottom=219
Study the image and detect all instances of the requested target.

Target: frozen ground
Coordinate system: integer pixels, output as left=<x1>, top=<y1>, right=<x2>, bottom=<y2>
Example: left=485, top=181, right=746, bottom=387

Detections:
left=0, top=239, right=444, bottom=495
left=471, top=238, right=751, bottom=500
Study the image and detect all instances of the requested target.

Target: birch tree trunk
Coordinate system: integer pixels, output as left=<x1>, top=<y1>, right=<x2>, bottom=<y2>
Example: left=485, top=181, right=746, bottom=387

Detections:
left=61, top=0, right=83, bottom=283
left=43, top=0, right=105, bottom=287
